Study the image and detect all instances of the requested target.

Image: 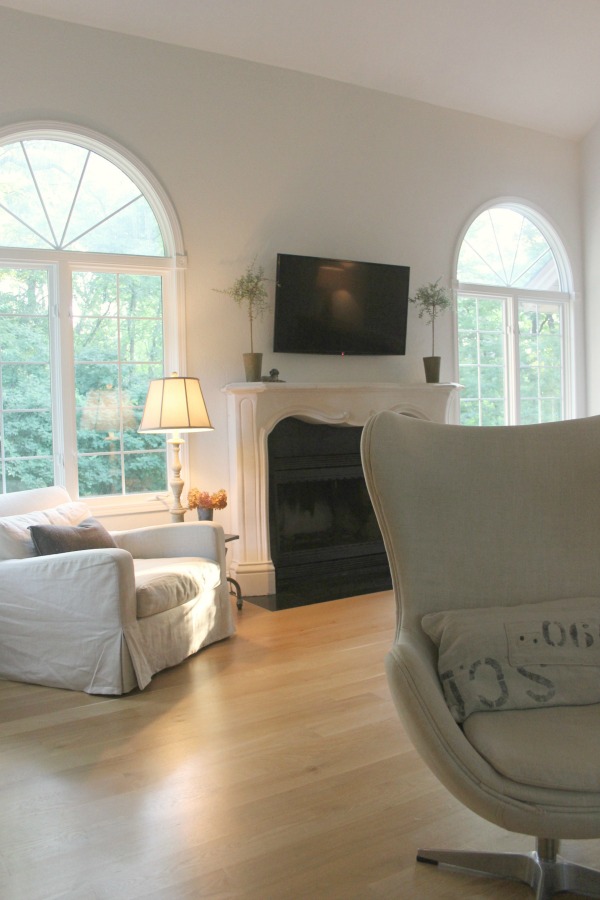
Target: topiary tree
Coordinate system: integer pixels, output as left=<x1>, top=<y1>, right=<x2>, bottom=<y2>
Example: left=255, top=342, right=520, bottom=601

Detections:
left=409, top=278, right=453, bottom=357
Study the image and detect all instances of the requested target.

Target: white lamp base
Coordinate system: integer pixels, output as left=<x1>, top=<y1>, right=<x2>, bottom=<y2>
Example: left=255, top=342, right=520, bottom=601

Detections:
left=167, top=435, right=187, bottom=523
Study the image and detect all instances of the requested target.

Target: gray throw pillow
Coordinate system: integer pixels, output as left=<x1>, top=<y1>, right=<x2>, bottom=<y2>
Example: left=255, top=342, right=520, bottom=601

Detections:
left=29, top=517, right=117, bottom=556
left=422, top=597, right=600, bottom=723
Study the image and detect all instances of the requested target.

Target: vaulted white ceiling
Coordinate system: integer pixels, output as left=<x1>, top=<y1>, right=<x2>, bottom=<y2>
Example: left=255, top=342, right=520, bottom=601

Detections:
left=1, top=0, right=599, bottom=140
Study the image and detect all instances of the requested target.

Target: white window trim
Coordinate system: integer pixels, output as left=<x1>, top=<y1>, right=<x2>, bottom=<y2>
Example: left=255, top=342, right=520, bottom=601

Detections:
left=0, top=123, right=188, bottom=515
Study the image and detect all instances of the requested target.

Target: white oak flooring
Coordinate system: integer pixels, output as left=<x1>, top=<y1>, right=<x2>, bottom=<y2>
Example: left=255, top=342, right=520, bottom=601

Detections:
left=0, top=592, right=598, bottom=899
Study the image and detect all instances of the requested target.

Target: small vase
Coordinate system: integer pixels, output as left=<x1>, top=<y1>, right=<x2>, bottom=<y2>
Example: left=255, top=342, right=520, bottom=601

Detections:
left=423, top=356, right=441, bottom=384
left=197, top=508, right=213, bottom=521
left=243, top=352, right=262, bottom=382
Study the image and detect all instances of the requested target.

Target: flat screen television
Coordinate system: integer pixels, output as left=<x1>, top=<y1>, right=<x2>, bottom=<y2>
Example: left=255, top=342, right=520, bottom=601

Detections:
left=273, top=253, right=410, bottom=355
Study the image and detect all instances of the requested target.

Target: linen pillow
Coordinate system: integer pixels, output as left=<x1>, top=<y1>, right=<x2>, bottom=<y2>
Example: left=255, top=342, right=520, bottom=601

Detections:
left=29, top=517, right=117, bottom=556
left=422, top=597, right=600, bottom=723
left=0, top=501, right=91, bottom=560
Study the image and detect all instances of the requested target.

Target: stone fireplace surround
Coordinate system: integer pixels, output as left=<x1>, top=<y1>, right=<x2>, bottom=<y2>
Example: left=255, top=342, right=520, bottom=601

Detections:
left=222, top=382, right=460, bottom=598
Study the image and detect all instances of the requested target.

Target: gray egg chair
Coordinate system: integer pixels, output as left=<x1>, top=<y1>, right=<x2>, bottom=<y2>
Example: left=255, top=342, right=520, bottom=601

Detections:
left=361, top=411, right=600, bottom=899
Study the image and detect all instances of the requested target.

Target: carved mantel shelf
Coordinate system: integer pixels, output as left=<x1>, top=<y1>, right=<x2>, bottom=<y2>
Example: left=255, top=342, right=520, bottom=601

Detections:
left=222, top=382, right=461, bottom=596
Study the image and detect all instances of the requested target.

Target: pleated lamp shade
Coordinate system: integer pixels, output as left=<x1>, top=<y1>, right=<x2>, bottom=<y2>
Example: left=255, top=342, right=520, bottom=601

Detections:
left=139, top=374, right=213, bottom=434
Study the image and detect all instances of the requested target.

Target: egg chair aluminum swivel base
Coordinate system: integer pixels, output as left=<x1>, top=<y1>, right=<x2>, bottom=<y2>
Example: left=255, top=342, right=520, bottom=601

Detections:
left=417, top=838, right=600, bottom=899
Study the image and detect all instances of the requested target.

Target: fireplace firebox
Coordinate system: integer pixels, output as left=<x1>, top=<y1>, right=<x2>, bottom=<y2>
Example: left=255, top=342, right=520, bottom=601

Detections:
left=268, top=417, right=391, bottom=606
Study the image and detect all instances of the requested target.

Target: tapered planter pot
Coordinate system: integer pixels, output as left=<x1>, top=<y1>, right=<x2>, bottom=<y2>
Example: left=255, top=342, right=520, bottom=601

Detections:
left=197, top=508, right=213, bottom=521
left=243, top=352, right=262, bottom=382
left=423, top=356, right=441, bottom=383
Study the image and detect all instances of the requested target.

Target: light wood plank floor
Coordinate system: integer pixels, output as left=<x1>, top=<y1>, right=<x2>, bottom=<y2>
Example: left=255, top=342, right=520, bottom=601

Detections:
left=1, top=592, right=598, bottom=899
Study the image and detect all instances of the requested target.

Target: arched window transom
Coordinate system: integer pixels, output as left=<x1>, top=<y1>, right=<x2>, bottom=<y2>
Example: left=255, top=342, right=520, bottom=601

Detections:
left=0, top=139, right=165, bottom=255
left=457, top=207, right=560, bottom=291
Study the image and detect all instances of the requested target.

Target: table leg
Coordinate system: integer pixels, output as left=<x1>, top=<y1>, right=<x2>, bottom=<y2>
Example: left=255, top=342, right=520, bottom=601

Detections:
left=228, top=576, right=243, bottom=610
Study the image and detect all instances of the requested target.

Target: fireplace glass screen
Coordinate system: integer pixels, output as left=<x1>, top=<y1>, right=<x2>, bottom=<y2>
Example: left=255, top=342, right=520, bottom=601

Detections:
left=276, top=476, right=380, bottom=553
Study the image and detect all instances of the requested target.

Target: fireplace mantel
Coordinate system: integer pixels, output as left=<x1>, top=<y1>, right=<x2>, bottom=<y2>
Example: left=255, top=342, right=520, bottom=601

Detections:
left=222, top=382, right=461, bottom=596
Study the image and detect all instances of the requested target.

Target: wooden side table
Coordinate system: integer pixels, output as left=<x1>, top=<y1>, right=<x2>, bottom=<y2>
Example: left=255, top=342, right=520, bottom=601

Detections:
left=224, top=534, right=243, bottom=610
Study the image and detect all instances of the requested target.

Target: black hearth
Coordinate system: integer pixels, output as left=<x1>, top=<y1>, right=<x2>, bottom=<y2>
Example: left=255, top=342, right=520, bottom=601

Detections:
left=268, top=417, right=391, bottom=607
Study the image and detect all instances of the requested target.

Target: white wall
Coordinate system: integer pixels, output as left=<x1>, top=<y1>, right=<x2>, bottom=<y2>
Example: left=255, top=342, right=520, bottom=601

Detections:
left=0, top=8, right=584, bottom=530
left=582, top=120, right=600, bottom=415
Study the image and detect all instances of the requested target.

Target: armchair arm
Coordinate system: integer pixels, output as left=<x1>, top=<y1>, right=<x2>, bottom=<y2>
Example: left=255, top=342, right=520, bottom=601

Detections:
left=112, top=521, right=223, bottom=559
left=0, top=549, right=139, bottom=693
left=0, top=548, right=136, bottom=625
left=112, top=521, right=228, bottom=603
left=386, top=629, right=536, bottom=825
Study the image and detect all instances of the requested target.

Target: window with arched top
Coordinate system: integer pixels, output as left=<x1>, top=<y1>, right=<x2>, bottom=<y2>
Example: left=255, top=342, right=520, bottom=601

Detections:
left=0, top=125, right=184, bottom=500
left=456, top=204, right=573, bottom=426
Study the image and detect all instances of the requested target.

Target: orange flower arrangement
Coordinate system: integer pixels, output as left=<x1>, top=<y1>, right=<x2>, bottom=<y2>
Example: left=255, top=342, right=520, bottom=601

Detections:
left=187, top=488, right=228, bottom=510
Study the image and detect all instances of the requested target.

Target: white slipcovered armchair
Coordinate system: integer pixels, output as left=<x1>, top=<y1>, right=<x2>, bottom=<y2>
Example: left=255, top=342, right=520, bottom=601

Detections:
left=0, top=486, right=235, bottom=694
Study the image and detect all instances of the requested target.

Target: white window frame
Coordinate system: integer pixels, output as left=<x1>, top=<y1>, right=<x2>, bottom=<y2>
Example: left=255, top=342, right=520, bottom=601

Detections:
left=0, top=122, right=187, bottom=515
left=454, top=199, right=577, bottom=425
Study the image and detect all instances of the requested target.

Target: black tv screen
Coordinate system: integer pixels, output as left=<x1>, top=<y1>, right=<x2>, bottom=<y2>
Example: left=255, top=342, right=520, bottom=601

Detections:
left=273, top=253, right=409, bottom=355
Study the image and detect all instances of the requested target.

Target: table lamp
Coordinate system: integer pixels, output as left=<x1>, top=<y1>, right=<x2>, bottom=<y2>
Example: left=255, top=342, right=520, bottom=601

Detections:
left=138, top=372, right=213, bottom=522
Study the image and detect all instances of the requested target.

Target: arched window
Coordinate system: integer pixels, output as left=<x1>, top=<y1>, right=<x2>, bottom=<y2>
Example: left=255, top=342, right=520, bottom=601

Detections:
left=0, top=124, right=184, bottom=501
left=456, top=203, right=573, bottom=426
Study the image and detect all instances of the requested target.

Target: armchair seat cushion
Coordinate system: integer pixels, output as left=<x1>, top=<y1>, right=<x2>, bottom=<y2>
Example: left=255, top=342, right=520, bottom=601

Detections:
left=133, top=557, right=221, bottom=618
left=463, top=703, right=600, bottom=792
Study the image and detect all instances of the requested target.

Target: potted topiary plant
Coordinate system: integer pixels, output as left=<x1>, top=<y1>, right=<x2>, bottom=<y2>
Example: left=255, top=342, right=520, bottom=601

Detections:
left=409, top=279, right=453, bottom=383
left=215, top=260, right=270, bottom=382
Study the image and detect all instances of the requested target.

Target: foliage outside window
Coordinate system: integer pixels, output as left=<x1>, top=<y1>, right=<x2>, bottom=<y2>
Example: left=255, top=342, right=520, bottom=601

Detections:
left=0, top=267, right=54, bottom=491
left=456, top=206, right=571, bottom=426
left=0, top=131, right=177, bottom=497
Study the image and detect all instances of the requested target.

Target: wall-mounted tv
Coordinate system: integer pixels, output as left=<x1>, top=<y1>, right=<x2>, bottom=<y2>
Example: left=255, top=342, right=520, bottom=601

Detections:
left=273, top=253, right=410, bottom=355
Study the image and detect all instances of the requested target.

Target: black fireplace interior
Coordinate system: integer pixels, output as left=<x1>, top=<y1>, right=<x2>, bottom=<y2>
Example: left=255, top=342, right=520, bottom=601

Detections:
left=267, top=416, right=391, bottom=608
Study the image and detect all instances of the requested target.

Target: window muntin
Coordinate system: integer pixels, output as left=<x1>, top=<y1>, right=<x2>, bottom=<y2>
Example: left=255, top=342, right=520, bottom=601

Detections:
left=456, top=205, right=571, bottom=426
left=0, top=139, right=165, bottom=255
left=0, top=266, right=54, bottom=492
left=457, top=294, right=507, bottom=427
left=74, top=271, right=166, bottom=497
left=0, top=128, right=181, bottom=499
left=457, top=207, right=560, bottom=290
left=518, top=299, right=564, bottom=424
